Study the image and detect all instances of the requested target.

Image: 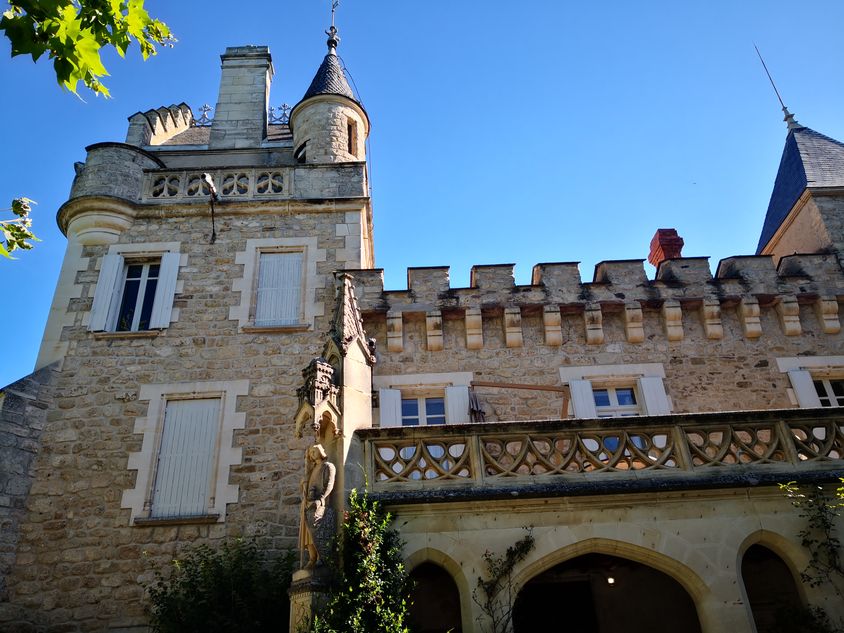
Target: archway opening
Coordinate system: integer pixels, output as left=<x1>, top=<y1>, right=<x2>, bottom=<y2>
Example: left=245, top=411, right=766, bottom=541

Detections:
left=513, top=553, right=701, bottom=633
left=741, top=544, right=803, bottom=633
left=408, top=562, right=462, bottom=633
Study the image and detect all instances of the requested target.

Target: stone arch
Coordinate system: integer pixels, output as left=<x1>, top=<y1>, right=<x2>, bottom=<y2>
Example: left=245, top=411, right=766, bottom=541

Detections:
left=512, top=537, right=710, bottom=604
left=405, top=547, right=473, bottom=633
left=737, top=529, right=809, bottom=603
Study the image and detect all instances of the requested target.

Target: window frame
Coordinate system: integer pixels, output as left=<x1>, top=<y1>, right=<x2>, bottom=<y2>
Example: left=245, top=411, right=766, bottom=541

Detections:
left=88, top=242, right=183, bottom=334
left=814, top=378, right=844, bottom=408
left=374, top=372, right=473, bottom=428
left=777, top=356, right=844, bottom=409
left=112, top=258, right=161, bottom=332
left=400, top=394, right=447, bottom=427
left=121, top=379, right=249, bottom=526
left=560, top=363, right=670, bottom=419
left=252, top=249, right=306, bottom=328
left=592, top=384, right=641, bottom=418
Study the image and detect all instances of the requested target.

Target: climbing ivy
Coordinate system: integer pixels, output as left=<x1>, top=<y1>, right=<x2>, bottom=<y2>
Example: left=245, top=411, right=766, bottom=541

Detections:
left=311, top=488, right=411, bottom=633
left=473, top=528, right=535, bottom=633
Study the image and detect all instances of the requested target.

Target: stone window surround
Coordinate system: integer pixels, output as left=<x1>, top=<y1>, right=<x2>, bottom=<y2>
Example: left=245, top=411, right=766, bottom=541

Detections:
left=121, top=379, right=249, bottom=525
left=776, top=356, right=844, bottom=408
left=559, top=363, right=671, bottom=418
left=374, top=372, right=473, bottom=427
left=229, top=236, right=326, bottom=331
left=95, top=241, right=186, bottom=328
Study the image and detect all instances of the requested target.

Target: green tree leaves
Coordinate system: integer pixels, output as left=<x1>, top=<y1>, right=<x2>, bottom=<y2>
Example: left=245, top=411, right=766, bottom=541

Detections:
left=1, top=0, right=175, bottom=97
left=1, top=197, right=38, bottom=259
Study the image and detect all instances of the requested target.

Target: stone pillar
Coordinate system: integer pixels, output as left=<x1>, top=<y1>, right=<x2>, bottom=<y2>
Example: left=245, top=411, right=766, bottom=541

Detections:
left=289, top=570, right=332, bottom=632
left=209, top=46, right=273, bottom=149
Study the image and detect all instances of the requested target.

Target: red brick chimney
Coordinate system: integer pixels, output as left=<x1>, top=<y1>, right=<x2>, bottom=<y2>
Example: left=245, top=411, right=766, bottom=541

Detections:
left=648, top=229, right=684, bottom=267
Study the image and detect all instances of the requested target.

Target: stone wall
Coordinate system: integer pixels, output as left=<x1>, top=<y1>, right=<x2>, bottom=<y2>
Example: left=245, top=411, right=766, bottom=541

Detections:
left=290, top=96, right=368, bottom=164
left=0, top=204, right=364, bottom=631
left=355, top=255, right=843, bottom=421
left=0, top=365, right=56, bottom=605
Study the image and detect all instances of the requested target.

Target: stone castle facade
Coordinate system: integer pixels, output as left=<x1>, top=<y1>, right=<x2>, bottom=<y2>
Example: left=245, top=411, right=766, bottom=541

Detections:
left=1, top=31, right=843, bottom=633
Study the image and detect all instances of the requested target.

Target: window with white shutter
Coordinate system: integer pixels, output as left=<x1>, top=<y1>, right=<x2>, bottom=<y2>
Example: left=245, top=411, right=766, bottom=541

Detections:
left=254, top=251, right=303, bottom=326
left=561, top=364, right=670, bottom=419
left=89, top=245, right=181, bottom=332
left=151, top=399, right=220, bottom=518
left=374, top=374, right=473, bottom=428
left=778, top=358, right=844, bottom=409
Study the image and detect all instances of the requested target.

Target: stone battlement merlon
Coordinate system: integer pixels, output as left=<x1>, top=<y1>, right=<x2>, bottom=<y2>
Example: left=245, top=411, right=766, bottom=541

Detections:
left=347, top=253, right=843, bottom=350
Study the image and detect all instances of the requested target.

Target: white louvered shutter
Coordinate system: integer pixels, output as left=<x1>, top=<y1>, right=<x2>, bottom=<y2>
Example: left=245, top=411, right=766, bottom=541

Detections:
left=638, top=376, right=671, bottom=415
left=255, top=252, right=303, bottom=326
left=445, top=386, right=470, bottom=424
left=89, top=254, right=123, bottom=331
left=569, top=379, right=597, bottom=418
left=151, top=399, right=220, bottom=518
left=149, top=252, right=180, bottom=329
left=378, top=389, right=402, bottom=428
left=787, top=370, right=822, bottom=408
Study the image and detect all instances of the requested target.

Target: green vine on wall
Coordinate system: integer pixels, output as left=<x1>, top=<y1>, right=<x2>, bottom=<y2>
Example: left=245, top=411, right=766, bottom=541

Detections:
left=473, top=528, right=535, bottom=633
left=311, top=488, right=411, bottom=633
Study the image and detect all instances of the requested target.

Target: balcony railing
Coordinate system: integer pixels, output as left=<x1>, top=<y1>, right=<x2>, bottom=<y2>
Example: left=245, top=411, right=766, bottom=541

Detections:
left=357, top=409, right=844, bottom=503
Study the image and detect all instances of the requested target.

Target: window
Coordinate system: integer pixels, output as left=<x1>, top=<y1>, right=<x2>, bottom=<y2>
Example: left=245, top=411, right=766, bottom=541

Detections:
left=151, top=398, right=220, bottom=518
left=374, top=372, right=473, bottom=428
left=115, top=261, right=159, bottom=331
left=814, top=379, right=844, bottom=408
left=777, top=356, right=844, bottom=408
left=254, top=251, right=303, bottom=326
left=560, top=364, right=670, bottom=419
left=401, top=396, right=446, bottom=426
left=230, top=237, right=326, bottom=331
left=593, top=386, right=640, bottom=418
left=89, top=244, right=181, bottom=333
left=295, top=141, right=307, bottom=163
left=121, top=379, right=248, bottom=525
left=347, top=119, right=358, bottom=156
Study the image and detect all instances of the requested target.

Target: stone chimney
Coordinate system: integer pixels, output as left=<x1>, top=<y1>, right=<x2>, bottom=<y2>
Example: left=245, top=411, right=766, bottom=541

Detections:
left=208, top=46, right=274, bottom=149
left=648, top=229, right=684, bottom=267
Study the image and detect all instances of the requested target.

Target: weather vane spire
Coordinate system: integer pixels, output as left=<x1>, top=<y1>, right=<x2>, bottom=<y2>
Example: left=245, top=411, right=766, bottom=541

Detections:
left=326, top=0, right=341, bottom=54
left=754, top=44, right=802, bottom=131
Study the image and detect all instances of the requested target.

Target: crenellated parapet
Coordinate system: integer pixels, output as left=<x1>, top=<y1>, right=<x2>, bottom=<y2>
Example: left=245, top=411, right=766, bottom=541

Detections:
left=348, top=253, right=843, bottom=351
left=125, top=103, right=194, bottom=146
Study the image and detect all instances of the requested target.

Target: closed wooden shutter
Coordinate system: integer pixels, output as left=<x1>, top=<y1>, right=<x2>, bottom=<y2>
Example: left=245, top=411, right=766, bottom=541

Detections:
left=255, top=252, right=302, bottom=326
left=151, top=398, right=220, bottom=518
left=638, top=376, right=671, bottom=415
left=445, top=386, right=470, bottom=424
left=149, top=252, right=180, bottom=328
left=569, top=379, right=597, bottom=418
left=787, top=370, right=822, bottom=408
left=89, top=254, right=123, bottom=331
left=379, top=389, right=402, bottom=428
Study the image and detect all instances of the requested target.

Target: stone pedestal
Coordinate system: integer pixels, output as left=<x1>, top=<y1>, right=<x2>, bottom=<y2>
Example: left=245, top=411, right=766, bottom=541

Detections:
left=288, top=568, right=331, bottom=632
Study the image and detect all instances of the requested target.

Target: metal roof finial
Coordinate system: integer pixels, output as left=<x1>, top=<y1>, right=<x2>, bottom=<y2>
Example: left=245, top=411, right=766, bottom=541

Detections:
left=754, top=44, right=802, bottom=131
left=326, top=1, right=340, bottom=55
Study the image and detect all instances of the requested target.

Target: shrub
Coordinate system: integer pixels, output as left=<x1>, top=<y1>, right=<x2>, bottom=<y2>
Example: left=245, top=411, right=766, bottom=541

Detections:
left=145, top=538, right=295, bottom=633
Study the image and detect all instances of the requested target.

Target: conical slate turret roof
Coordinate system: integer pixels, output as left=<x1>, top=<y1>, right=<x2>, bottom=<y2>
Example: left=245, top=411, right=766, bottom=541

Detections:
left=300, top=27, right=357, bottom=103
left=757, top=117, right=844, bottom=253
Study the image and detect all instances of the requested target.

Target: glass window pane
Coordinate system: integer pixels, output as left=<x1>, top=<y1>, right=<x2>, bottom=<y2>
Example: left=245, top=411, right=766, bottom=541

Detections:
left=616, top=388, right=637, bottom=406
left=116, top=279, right=140, bottom=332
left=593, top=389, right=610, bottom=407
left=401, top=399, right=419, bottom=417
left=831, top=380, right=844, bottom=397
left=148, top=264, right=160, bottom=279
left=401, top=418, right=419, bottom=427
left=425, top=398, right=445, bottom=416
left=427, top=416, right=446, bottom=425
left=126, top=264, right=144, bottom=279
left=138, top=278, right=158, bottom=330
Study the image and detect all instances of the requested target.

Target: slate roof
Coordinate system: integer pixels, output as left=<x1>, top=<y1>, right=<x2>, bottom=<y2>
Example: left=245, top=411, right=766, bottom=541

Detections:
left=757, top=125, right=844, bottom=253
left=301, top=52, right=356, bottom=102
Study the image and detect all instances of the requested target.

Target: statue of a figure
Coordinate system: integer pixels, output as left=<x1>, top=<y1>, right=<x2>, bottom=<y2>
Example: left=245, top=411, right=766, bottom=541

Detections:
left=299, top=443, right=337, bottom=570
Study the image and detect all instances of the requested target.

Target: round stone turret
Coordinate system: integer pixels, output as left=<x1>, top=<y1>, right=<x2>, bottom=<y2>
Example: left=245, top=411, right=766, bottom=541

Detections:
left=289, top=27, right=369, bottom=164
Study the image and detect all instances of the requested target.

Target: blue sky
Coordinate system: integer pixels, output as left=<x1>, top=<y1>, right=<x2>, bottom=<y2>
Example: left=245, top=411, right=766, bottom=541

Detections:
left=2, top=0, right=844, bottom=387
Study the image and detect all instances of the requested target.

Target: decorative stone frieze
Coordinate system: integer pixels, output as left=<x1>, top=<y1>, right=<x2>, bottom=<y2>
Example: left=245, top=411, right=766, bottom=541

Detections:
left=386, top=311, right=403, bottom=352
left=465, top=307, right=483, bottom=350
left=623, top=302, right=644, bottom=343
left=584, top=304, right=604, bottom=345
left=504, top=307, right=523, bottom=348
left=426, top=311, right=444, bottom=352
left=662, top=300, right=684, bottom=342
left=542, top=305, right=562, bottom=346
left=739, top=297, right=763, bottom=339
left=775, top=295, right=802, bottom=336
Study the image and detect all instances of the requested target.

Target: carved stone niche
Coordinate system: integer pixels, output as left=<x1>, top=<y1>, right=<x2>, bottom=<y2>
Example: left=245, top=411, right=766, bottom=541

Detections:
left=295, top=357, right=341, bottom=441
